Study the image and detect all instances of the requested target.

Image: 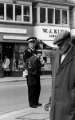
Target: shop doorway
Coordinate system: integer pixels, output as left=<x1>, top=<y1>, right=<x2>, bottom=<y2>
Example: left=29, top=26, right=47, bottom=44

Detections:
left=2, top=43, right=14, bottom=60
left=2, top=43, right=14, bottom=76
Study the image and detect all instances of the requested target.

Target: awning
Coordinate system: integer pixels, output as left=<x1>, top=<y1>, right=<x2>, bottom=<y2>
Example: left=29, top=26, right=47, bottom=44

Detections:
left=2, top=35, right=29, bottom=43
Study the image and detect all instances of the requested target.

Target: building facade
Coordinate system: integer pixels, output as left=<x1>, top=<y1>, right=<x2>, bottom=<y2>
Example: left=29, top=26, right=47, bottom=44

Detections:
left=0, top=0, right=74, bottom=76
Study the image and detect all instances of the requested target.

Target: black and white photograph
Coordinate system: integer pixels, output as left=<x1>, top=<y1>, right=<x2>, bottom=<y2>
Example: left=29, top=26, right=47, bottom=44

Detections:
left=0, top=0, right=75, bottom=120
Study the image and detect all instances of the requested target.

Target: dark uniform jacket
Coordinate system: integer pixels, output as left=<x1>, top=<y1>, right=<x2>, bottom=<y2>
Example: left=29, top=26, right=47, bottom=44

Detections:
left=27, top=54, right=41, bottom=86
left=23, top=48, right=42, bottom=86
left=50, top=45, right=75, bottom=120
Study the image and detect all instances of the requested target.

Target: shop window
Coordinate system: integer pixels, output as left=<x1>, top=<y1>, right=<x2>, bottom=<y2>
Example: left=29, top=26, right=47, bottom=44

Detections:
left=62, top=10, right=67, bottom=24
left=15, top=5, right=21, bottom=21
left=0, top=3, right=4, bottom=20
left=6, top=4, right=13, bottom=20
left=40, top=8, right=46, bottom=23
left=48, top=8, right=54, bottom=24
left=23, top=6, right=30, bottom=22
left=13, top=44, right=26, bottom=71
left=55, top=9, right=60, bottom=24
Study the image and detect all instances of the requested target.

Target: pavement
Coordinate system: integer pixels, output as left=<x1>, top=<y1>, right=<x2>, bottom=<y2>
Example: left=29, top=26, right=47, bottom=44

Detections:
left=0, top=106, right=50, bottom=120
left=0, top=75, right=51, bottom=120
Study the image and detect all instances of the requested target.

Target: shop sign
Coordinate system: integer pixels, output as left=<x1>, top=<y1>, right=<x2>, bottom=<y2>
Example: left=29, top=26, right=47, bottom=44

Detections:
left=0, top=27, right=27, bottom=34
left=3, top=35, right=28, bottom=40
left=34, top=26, right=70, bottom=40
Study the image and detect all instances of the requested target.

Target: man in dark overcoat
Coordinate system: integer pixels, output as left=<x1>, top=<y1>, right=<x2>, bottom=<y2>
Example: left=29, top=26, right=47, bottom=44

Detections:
left=44, top=48, right=60, bottom=111
left=50, top=31, right=75, bottom=120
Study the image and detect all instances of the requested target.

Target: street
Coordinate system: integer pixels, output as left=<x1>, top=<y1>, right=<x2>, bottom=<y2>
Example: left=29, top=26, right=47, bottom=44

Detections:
left=0, top=78, right=52, bottom=115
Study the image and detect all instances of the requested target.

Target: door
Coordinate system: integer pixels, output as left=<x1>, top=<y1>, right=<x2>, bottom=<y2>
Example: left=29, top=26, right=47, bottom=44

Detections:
left=2, top=43, right=14, bottom=71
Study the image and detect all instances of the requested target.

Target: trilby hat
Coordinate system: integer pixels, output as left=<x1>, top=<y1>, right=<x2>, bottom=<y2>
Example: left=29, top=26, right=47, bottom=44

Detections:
left=53, top=31, right=71, bottom=46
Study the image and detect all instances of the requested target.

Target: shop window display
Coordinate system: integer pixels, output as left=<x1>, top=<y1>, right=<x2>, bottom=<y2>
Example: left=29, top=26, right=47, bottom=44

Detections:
left=12, top=44, right=25, bottom=71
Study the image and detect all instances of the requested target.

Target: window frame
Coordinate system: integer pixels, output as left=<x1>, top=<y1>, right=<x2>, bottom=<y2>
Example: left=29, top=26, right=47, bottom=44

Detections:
left=38, top=5, right=69, bottom=26
left=0, top=2, right=32, bottom=24
left=23, top=5, right=31, bottom=23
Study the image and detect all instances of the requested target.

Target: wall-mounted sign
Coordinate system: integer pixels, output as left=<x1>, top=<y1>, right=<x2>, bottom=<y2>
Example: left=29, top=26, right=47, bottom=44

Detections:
left=34, top=26, right=70, bottom=48
left=3, top=35, right=28, bottom=41
left=0, top=27, right=27, bottom=34
left=34, top=26, right=70, bottom=41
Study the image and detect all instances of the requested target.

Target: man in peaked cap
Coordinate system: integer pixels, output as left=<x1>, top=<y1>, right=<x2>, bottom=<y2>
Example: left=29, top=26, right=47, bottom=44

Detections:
left=23, top=36, right=42, bottom=108
left=50, top=30, right=75, bottom=120
left=23, top=37, right=37, bottom=61
left=26, top=37, right=38, bottom=54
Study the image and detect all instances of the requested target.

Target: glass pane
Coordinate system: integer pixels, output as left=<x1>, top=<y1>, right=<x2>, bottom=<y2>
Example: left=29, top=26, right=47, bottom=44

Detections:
left=6, top=4, right=13, bottom=20
left=33, top=7, right=37, bottom=23
left=40, top=8, right=46, bottom=23
left=13, top=44, right=25, bottom=71
left=48, top=8, right=54, bottom=23
left=24, top=6, right=30, bottom=15
left=0, top=3, right=4, bottom=20
left=55, top=9, right=60, bottom=24
left=15, top=5, right=21, bottom=21
left=23, top=6, right=30, bottom=22
left=62, top=10, right=67, bottom=24
left=23, top=16, right=30, bottom=21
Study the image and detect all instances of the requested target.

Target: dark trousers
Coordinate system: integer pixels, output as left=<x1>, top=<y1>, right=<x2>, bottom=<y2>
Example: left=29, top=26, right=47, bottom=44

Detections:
left=28, top=84, right=41, bottom=106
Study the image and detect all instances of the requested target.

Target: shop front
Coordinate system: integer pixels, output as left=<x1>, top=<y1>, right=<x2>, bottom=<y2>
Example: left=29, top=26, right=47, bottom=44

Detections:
left=0, top=25, right=33, bottom=77
left=2, top=42, right=27, bottom=76
left=0, top=41, right=28, bottom=77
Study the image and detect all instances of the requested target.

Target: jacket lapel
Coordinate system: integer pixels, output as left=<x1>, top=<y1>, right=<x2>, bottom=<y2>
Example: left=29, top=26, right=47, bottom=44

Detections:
left=57, top=46, right=75, bottom=73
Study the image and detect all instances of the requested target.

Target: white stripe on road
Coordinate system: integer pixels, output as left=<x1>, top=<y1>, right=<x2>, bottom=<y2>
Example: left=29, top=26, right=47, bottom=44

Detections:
left=0, top=106, right=49, bottom=120
left=0, top=109, right=31, bottom=120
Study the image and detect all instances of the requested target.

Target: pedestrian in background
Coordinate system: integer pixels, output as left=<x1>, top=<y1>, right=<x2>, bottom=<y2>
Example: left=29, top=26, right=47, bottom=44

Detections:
left=23, top=37, right=43, bottom=108
left=50, top=31, right=75, bottom=120
left=2, top=56, right=10, bottom=76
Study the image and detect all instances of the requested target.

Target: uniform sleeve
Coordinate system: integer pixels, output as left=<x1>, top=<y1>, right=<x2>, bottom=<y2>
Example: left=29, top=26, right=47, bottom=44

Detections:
left=23, top=49, right=31, bottom=62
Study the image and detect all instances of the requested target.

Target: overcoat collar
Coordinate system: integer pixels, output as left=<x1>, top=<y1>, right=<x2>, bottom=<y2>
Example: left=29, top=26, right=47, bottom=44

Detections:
left=58, top=45, right=75, bottom=72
